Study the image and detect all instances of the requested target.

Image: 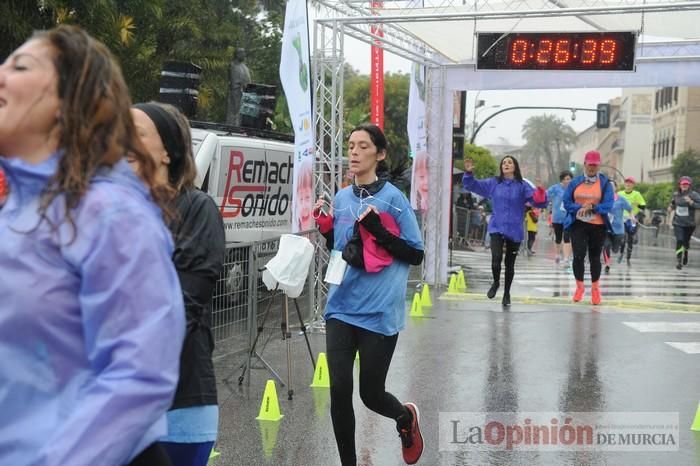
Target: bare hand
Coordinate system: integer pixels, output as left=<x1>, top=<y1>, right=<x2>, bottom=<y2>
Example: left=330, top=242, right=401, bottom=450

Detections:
left=358, top=205, right=379, bottom=221
left=314, top=198, right=332, bottom=217
left=463, top=158, right=474, bottom=172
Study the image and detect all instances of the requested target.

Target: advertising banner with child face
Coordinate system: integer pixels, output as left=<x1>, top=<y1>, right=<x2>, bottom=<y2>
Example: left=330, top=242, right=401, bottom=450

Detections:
left=408, top=62, right=428, bottom=211
left=280, top=0, right=314, bottom=232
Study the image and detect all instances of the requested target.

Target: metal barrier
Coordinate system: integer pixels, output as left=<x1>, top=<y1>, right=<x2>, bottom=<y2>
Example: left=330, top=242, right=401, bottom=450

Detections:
left=453, top=206, right=488, bottom=249
left=211, top=231, right=319, bottom=359
left=637, top=222, right=700, bottom=249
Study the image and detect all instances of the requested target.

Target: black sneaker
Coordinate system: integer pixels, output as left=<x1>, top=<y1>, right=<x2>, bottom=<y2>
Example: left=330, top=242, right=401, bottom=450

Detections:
left=398, top=403, right=424, bottom=465
left=487, top=282, right=499, bottom=299
left=604, top=265, right=610, bottom=274
left=502, top=294, right=511, bottom=307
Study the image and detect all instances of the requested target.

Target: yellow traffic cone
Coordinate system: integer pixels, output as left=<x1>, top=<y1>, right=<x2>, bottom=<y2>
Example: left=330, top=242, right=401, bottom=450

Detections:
left=691, top=402, right=700, bottom=431
left=421, top=283, right=432, bottom=307
left=207, top=449, right=220, bottom=466
left=310, top=352, right=331, bottom=388
left=410, top=292, right=424, bottom=317
left=447, top=274, right=457, bottom=293
left=458, top=270, right=467, bottom=292
left=255, top=380, right=284, bottom=421
left=258, top=419, right=281, bottom=458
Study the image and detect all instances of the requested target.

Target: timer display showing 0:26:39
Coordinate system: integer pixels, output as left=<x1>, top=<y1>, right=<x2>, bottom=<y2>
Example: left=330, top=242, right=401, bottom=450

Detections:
left=509, top=37, right=619, bottom=67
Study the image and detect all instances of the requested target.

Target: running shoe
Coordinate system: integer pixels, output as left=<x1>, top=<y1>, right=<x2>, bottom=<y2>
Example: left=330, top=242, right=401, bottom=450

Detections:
left=398, top=403, right=424, bottom=465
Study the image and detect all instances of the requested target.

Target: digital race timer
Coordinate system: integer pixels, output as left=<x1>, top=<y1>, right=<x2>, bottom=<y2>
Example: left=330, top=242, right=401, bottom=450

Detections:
left=476, top=32, right=637, bottom=71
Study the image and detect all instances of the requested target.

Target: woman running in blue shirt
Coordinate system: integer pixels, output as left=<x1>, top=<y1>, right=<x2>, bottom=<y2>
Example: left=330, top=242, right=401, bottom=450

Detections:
left=462, top=155, right=547, bottom=306
left=315, top=123, right=425, bottom=466
left=547, top=170, right=573, bottom=268
left=603, top=180, right=632, bottom=274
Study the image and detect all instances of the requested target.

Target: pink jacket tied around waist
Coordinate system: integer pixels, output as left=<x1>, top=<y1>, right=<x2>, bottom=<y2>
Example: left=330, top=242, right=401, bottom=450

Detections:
left=359, top=211, right=400, bottom=273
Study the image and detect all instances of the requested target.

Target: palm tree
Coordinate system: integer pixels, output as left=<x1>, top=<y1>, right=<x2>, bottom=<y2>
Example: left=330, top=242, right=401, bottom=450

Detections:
left=521, top=114, right=576, bottom=184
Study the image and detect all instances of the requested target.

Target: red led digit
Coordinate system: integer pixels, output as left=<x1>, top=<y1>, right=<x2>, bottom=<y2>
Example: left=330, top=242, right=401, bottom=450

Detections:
left=600, top=39, right=617, bottom=64
left=554, top=39, right=571, bottom=64
left=536, top=39, right=553, bottom=64
left=581, top=39, right=597, bottom=64
left=510, top=39, right=529, bottom=64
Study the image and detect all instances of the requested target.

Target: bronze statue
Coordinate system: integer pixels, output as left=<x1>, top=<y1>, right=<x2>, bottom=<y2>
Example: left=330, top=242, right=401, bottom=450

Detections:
left=226, top=47, right=251, bottom=126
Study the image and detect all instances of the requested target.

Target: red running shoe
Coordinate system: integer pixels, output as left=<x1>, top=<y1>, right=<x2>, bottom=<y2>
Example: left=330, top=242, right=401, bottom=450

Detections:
left=591, top=281, right=602, bottom=305
left=398, top=402, right=424, bottom=464
left=573, top=280, right=585, bottom=302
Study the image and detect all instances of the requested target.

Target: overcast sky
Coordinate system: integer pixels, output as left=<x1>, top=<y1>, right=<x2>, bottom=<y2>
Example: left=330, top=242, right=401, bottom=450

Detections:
left=342, top=36, right=622, bottom=147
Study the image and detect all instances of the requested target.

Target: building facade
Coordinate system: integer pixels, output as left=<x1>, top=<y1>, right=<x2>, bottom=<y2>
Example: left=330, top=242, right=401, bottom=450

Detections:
left=648, top=87, right=700, bottom=183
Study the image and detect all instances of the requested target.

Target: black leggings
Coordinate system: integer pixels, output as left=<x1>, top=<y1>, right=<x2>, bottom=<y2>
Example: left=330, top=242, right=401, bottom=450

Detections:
left=490, top=234, right=520, bottom=295
left=527, top=231, right=537, bottom=251
left=326, top=318, right=409, bottom=466
left=570, top=221, right=607, bottom=282
left=674, top=224, right=695, bottom=254
left=603, top=234, right=623, bottom=262
left=620, top=222, right=638, bottom=259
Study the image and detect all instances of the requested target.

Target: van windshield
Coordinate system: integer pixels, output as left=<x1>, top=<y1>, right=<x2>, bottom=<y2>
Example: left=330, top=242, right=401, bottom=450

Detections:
left=191, top=135, right=204, bottom=157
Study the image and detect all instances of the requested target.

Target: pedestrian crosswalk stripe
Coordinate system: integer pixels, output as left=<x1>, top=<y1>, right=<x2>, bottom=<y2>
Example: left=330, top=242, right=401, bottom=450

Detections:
left=664, top=342, right=700, bottom=354
left=451, top=249, right=700, bottom=308
left=622, top=322, right=700, bottom=332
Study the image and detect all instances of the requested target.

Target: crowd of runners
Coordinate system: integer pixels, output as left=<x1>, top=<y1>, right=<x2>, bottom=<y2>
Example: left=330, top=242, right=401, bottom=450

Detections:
left=461, top=150, right=700, bottom=307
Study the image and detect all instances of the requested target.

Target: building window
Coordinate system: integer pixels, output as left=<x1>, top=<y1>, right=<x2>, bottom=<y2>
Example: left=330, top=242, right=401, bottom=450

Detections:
left=657, top=87, right=678, bottom=110
left=671, top=134, right=676, bottom=156
left=655, top=91, right=660, bottom=111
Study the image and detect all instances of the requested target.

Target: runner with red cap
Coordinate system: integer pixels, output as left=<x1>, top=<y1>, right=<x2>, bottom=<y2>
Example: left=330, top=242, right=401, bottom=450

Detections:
left=617, top=176, right=646, bottom=266
left=562, top=150, right=615, bottom=305
left=668, top=176, right=700, bottom=269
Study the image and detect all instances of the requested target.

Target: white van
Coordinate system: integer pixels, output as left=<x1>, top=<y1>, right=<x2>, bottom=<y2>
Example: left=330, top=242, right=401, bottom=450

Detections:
left=190, top=122, right=295, bottom=242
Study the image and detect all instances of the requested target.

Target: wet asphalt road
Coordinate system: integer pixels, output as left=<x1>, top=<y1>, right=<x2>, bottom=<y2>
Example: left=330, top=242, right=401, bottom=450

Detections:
left=211, top=242, right=700, bottom=466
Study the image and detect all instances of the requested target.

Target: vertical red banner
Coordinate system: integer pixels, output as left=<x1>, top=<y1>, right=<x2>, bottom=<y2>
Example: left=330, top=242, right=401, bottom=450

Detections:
left=370, top=1, right=384, bottom=130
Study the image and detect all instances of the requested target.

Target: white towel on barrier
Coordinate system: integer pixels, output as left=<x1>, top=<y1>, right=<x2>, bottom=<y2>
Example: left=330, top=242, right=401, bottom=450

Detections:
left=262, top=234, right=315, bottom=298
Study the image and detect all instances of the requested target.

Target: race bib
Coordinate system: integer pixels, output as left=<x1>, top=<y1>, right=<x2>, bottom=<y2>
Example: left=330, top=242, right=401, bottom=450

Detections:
left=608, top=213, right=615, bottom=223
left=559, top=202, right=566, bottom=213
left=676, top=206, right=689, bottom=217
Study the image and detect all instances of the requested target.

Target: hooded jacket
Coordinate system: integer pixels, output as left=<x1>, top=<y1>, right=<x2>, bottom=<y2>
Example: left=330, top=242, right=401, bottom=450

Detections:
left=169, top=189, right=225, bottom=410
left=562, top=172, right=615, bottom=231
left=0, top=154, right=185, bottom=466
left=462, top=173, right=548, bottom=242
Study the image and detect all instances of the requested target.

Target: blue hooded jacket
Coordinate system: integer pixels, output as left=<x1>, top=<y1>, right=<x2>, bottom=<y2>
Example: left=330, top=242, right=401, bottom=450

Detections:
left=463, top=173, right=547, bottom=242
left=562, top=172, right=615, bottom=231
left=0, top=153, right=185, bottom=466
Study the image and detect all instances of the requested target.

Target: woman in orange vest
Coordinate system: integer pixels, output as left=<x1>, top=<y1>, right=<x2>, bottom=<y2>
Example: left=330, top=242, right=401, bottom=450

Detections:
left=562, top=151, right=615, bottom=305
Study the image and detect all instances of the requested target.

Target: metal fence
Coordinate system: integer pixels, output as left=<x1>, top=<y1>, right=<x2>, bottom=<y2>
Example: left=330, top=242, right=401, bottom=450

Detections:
left=211, top=231, right=319, bottom=359
left=637, top=222, right=700, bottom=249
left=453, top=206, right=488, bottom=249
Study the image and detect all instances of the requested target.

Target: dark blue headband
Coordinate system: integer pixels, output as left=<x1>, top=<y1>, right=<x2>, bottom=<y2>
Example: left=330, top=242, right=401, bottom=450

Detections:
left=132, top=102, right=184, bottom=167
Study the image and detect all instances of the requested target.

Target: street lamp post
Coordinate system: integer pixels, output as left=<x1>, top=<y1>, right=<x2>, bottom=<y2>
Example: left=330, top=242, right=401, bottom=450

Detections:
left=471, top=104, right=500, bottom=142
left=600, top=164, right=626, bottom=181
left=469, top=105, right=602, bottom=145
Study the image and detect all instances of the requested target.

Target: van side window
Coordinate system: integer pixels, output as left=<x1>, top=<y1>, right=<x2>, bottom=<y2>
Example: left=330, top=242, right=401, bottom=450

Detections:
left=201, top=167, right=210, bottom=193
